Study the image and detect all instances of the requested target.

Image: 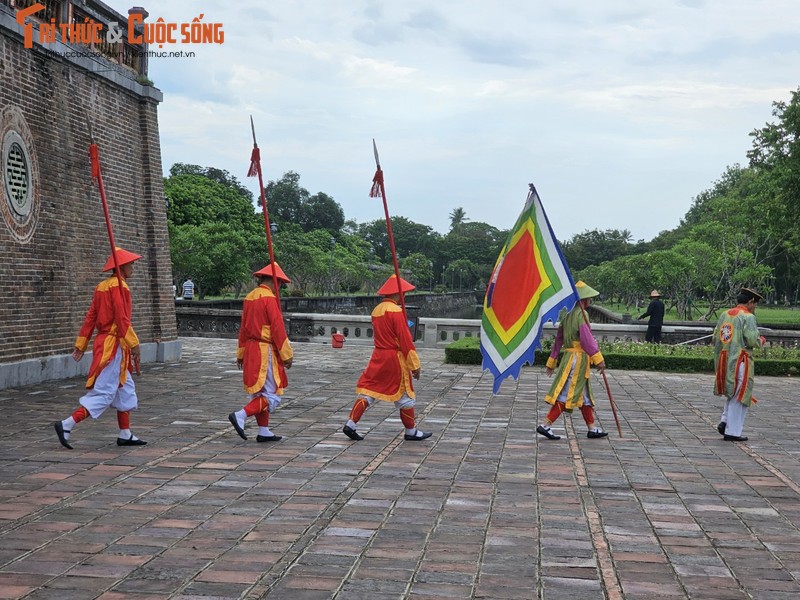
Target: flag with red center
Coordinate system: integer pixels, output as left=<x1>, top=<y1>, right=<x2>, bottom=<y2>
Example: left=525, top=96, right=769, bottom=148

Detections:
left=481, top=184, right=578, bottom=393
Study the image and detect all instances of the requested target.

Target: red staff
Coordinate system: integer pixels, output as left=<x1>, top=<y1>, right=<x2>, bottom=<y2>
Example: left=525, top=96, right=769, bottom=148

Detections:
left=247, top=116, right=280, bottom=303
left=87, top=124, right=140, bottom=374
left=369, top=140, right=408, bottom=322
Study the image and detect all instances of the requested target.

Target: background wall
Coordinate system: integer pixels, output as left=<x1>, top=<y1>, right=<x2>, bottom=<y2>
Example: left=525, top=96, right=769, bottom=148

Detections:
left=0, top=3, right=177, bottom=372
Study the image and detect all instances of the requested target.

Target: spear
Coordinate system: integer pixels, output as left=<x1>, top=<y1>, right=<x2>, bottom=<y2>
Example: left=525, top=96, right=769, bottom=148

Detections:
left=87, top=121, right=140, bottom=374
left=370, top=140, right=407, bottom=321
left=247, top=116, right=280, bottom=303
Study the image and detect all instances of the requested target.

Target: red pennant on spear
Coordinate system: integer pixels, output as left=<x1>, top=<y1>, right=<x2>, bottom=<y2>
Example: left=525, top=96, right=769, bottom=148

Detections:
left=87, top=122, right=140, bottom=374
left=370, top=140, right=408, bottom=322
left=247, top=116, right=280, bottom=303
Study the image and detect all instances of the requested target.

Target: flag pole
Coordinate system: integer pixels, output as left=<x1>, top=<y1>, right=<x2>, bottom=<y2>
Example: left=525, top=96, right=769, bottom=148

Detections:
left=532, top=181, right=621, bottom=435
left=248, top=116, right=280, bottom=304
left=576, top=302, right=623, bottom=437
left=370, top=140, right=408, bottom=321
left=87, top=121, right=140, bottom=374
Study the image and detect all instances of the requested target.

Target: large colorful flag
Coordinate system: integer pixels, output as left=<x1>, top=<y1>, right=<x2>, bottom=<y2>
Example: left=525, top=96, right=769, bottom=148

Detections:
left=481, top=184, right=578, bottom=393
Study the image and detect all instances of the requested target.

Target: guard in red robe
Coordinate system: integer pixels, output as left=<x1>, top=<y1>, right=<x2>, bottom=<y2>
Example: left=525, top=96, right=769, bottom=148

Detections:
left=228, top=262, right=293, bottom=442
left=53, top=247, right=147, bottom=449
left=342, top=275, right=432, bottom=441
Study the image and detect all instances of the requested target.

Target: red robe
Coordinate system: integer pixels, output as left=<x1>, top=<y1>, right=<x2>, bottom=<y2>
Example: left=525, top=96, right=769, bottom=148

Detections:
left=356, top=299, right=421, bottom=402
left=237, top=285, right=293, bottom=394
left=75, top=275, right=139, bottom=389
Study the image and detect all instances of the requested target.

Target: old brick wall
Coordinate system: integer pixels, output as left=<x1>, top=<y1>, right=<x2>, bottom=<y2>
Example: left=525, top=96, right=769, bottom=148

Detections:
left=0, top=15, right=177, bottom=364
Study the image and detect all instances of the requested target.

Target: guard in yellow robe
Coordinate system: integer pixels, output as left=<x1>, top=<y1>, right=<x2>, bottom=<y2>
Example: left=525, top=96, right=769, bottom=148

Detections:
left=228, top=263, right=293, bottom=442
left=342, top=275, right=432, bottom=442
left=53, top=247, right=146, bottom=449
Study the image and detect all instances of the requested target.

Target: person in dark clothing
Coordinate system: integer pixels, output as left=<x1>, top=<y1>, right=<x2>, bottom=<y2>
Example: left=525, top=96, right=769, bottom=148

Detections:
left=639, top=290, right=665, bottom=343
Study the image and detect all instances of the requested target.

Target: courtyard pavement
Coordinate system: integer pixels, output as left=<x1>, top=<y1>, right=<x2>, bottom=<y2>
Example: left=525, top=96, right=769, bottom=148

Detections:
left=1, top=337, right=800, bottom=600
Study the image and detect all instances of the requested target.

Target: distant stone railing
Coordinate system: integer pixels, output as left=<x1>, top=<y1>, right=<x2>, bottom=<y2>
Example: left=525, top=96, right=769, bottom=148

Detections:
left=176, top=307, right=800, bottom=349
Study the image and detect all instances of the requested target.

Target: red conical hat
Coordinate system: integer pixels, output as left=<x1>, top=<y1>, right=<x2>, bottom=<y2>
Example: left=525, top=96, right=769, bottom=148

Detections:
left=376, top=274, right=415, bottom=296
left=253, top=262, right=291, bottom=283
left=102, top=247, right=142, bottom=272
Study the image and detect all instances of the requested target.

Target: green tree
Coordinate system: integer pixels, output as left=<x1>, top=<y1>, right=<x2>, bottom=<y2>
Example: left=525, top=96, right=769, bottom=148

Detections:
left=265, top=171, right=307, bottom=226
left=269, top=229, right=371, bottom=296
left=443, top=258, right=478, bottom=291
left=561, top=229, right=634, bottom=272
left=165, top=165, right=259, bottom=233
left=301, top=192, right=345, bottom=234
left=401, top=253, right=434, bottom=290
left=358, top=217, right=441, bottom=264
left=746, top=88, right=800, bottom=301
left=169, top=222, right=252, bottom=298
left=441, top=222, right=504, bottom=263
left=449, top=207, right=468, bottom=234
left=165, top=164, right=263, bottom=296
left=266, top=172, right=346, bottom=234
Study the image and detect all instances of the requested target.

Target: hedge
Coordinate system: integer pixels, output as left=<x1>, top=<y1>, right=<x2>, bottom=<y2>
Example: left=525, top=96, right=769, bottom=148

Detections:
left=444, top=337, right=800, bottom=376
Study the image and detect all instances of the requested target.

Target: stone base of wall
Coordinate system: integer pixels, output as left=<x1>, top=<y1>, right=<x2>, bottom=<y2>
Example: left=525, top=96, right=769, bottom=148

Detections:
left=0, top=341, right=182, bottom=390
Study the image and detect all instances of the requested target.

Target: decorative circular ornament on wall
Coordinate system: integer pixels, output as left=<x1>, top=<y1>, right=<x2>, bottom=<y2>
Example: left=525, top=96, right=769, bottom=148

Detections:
left=1, top=105, right=40, bottom=243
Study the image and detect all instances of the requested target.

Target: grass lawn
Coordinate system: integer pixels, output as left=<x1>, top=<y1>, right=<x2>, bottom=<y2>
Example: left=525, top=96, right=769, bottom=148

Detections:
left=597, top=302, right=800, bottom=327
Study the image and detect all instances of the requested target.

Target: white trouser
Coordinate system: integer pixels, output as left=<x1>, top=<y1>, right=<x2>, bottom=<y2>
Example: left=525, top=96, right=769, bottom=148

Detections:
left=79, top=346, right=138, bottom=419
left=556, top=354, right=592, bottom=406
left=720, top=360, right=748, bottom=437
left=247, top=347, right=281, bottom=413
left=356, top=394, right=415, bottom=411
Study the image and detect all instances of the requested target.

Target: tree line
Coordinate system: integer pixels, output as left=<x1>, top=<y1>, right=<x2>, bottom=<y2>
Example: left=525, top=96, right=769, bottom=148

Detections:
left=166, top=168, right=506, bottom=298
left=167, top=87, right=800, bottom=315
left=570, top=88, right=800, bottom=319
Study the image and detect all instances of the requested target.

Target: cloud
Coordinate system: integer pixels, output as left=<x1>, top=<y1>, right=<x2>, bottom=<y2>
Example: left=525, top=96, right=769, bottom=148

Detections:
left=106, top=0, right=800, bottom=241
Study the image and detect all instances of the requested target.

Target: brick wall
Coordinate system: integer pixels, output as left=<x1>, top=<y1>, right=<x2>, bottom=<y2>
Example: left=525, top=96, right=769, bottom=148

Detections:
left=0, top=12, right=177, bottom=364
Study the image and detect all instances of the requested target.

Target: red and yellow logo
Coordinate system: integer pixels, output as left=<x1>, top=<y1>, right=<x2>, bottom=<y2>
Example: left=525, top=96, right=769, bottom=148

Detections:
left=16, top=5, right=224, bottom=49
left=719, top=322, right=734, bottom=344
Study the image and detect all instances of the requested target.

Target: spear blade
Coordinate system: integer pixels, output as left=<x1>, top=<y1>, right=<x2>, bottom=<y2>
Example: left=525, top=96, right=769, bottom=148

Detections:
left=372, top=138, right=381, bottom=169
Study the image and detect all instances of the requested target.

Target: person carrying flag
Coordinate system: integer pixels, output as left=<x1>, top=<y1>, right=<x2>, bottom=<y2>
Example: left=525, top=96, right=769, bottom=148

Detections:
left=537, top=280, right=608, bottom=440
left=228, top=263, right=293, bottom=442
left=53, top=247, right=146, bottom=449
left=342, top=275, right=432, bottom=442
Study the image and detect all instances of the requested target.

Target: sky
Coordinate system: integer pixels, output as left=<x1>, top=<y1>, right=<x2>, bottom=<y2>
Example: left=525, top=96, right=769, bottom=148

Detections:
left=108, top=1, right=798, bottom=242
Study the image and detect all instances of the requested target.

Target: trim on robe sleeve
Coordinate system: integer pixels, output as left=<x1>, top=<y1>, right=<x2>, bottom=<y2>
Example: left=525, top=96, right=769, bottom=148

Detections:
left=589, top=351, right=604, bottom=366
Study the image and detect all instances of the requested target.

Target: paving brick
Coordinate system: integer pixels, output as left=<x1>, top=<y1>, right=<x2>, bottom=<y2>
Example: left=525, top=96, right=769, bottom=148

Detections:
left=1, top=339, right=800, bottom=599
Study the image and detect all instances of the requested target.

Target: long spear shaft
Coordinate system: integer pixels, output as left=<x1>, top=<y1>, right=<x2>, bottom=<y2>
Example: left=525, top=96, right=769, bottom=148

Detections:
left=87, top=123, right=140, bottom=374
left=370, top=140, right=407, bottom=321
left=249, top=116, right=280, bottom=304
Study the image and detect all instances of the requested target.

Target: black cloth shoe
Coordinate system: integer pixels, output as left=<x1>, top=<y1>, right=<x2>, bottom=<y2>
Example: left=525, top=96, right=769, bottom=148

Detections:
left=724, top=434, right=748, bottom=442
left=256, top=434, right=282, bottom=442
left=228, top=412, right=247, bottom=440
left=537, top=425, right=560, bottom=440
left=53, top=421, right=73, bottom=450
left=717, top=422, right=726, bottom=435
left=587, top=430, right=609, bottom=439
left=404, top=430, right=432, bottom=441
left=343, top=425, right=364, bottom=441
left=117, top=436, right=147, bottom=446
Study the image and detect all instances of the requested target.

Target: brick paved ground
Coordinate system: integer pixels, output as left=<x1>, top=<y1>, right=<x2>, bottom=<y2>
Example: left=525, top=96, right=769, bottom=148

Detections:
left=1, top=337, right=799, bottom=600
